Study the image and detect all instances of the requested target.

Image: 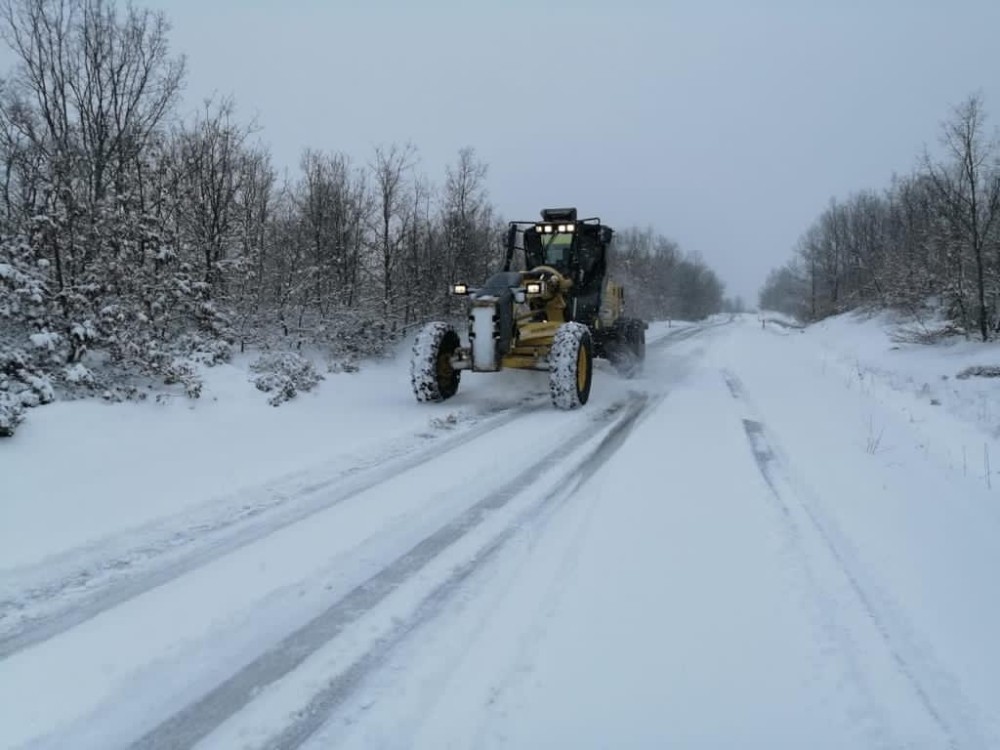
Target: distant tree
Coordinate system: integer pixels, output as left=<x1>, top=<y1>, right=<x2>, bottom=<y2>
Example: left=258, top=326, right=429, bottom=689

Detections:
left=758, top=262, right=809, bottom=319
left=722, top=295, right=746, bottom=314
left=672, top=254, right=724, bottom=320
left=610, top=228, right=724, bottom=321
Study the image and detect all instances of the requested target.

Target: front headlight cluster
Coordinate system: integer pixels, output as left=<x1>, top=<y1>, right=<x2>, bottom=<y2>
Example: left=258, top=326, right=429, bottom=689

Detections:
left=534, top=223, right=575, bottom=234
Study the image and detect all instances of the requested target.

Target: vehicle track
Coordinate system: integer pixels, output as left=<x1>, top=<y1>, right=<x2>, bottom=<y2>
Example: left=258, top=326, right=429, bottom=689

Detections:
left=647, top=324, right=706, bottom=349
left=646, top=317, right=730, bottom=351
left=130, top=393, right=657, bottom=750
left=0, top=398, right=546, bottom=661
left=723, top=369, right=989, bottom=750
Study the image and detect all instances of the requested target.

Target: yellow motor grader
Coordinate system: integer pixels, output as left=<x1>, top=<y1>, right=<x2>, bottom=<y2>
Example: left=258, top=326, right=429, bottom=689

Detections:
left=410, top=208, right=647, bottom=409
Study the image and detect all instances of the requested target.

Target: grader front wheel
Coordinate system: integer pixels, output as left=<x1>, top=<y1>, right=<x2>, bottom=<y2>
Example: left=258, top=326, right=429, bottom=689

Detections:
left=411, top=322, right=461, bottom=402
left=549, top=322, right=593, bottom=409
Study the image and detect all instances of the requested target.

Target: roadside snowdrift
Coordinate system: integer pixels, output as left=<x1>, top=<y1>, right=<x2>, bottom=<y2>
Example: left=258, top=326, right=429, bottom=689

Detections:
left=769, top=310, right=1000, bottom=488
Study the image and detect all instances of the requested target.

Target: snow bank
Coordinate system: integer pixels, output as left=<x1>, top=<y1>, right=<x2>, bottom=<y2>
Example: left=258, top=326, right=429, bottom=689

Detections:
left=801, top=311, right=1000, bottom=455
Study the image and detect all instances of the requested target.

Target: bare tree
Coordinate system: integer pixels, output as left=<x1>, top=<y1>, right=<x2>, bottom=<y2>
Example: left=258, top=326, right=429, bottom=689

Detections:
left=924, top=94, right=1000, bottom=341
left=441, top=147, right=490, bottom=286
left=293, top=149, right=370, bottom=316
left=370, top=142, right=415, bottom=325
left=173, top=99, right=252, bottom=295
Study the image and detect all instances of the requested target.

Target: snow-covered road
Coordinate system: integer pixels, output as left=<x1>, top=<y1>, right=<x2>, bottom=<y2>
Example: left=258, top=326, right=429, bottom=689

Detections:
left=2, top=316, right=999, bottom=749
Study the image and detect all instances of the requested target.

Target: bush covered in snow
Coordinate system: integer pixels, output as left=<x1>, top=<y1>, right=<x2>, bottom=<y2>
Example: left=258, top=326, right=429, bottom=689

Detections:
left=0, top=394, right=24, bottom=437
left=172, top=333, right=233, bottom=367
left=957, top=365, right=1000, bottom=380
left=0, top=350, right=55, bottom=436
left=163, top=359, right=204, bottom=399
left=64, top=363, right=96, bottom=386
left=250, top=353, right=324, bottom=406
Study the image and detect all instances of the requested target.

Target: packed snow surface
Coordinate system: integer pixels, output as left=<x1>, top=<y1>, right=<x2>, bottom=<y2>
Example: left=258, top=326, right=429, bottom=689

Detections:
left=1, top=314, right=998, bottom=749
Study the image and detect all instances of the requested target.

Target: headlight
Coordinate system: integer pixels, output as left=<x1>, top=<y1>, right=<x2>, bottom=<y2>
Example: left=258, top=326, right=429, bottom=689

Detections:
left=526, top=281, right=543, bottom=295
left=452, top=283, right=469, bottom=295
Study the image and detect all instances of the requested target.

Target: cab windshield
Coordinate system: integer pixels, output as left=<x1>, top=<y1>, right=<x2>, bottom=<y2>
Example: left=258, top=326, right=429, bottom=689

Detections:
left=526, top=232, right=573, bottom=270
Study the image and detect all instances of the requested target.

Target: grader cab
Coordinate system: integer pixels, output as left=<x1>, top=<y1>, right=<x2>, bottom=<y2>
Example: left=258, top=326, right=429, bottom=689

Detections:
left=410, top=208, right=647, bottom=409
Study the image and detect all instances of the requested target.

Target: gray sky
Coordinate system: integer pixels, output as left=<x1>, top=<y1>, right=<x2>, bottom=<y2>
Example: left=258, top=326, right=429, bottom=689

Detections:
left=18, top=0, right=1000, bottom=302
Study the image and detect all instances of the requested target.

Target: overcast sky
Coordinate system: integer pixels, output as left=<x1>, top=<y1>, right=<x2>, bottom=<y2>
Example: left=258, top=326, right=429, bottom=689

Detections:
left=14, top=0, right=1000, bottom=302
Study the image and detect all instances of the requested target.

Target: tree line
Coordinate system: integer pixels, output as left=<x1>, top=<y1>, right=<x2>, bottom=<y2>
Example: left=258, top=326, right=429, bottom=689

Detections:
left=0, top=0, right=725, bottom=433
left=759, top=94, right=1000, bottom=341
left=611, top=227, right=726, bottom=322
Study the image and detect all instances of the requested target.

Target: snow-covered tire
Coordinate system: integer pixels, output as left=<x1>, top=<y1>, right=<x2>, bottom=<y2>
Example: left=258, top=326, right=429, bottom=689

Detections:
left=549, top=322, right=593, bottom=410
left=608, top=319, right=646, bottom=378
left=411, top=322, right=461, bottom=402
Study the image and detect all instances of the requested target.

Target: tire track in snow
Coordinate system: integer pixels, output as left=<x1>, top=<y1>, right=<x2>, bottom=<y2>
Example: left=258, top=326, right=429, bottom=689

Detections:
left=723, top=369, right=989, bottom=750
left=724, top=369, right=895, bottom=747
left=646, top=318, right=730, bottom=351
left=270, top=390, right=660, bottom=750
left=0, top=399, right=545, bottom=661
left=647, top=324, right=706, bottom=348
left=130, top=393, right=657, bottom=750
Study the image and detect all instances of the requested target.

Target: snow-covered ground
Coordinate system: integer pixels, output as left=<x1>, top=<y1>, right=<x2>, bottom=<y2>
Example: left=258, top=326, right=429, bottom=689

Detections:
left=1, top=314, right=998, bottom=749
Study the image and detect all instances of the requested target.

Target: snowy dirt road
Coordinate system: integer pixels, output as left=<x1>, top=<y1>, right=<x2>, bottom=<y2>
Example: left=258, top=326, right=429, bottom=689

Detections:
left=2, top=317, right=999, bottom=749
